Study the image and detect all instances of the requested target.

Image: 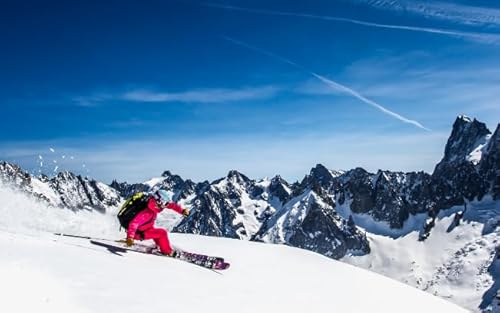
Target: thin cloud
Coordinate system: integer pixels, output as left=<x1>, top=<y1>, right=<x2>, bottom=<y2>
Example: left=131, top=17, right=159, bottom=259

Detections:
left=204, top=2, right=500, bottom=44
left=122, top=86, right=280, bottom=103
left=324, top=52, right=500, bottom=125
left=341, top=52, right=500, bottom=97
left=354, top=0, right=500, bottom=28
left=311, top=73, right=430, bottom=131
left=74, top=86, right=280, bottom=106
left=72, top=95, right=113, bottom=107
left=222, top=36, right=430, bottom=131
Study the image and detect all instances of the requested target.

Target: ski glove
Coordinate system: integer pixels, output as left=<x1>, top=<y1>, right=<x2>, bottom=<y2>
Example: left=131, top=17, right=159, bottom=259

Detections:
left=182, top=208, right=190, bottom=217
left=126, top=237, right=134, bottom=247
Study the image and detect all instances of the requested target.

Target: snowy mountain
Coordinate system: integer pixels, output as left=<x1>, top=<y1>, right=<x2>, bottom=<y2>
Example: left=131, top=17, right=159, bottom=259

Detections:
left=342, top=197, right=500, bottom=312
left=0, top=187, right=466, bottom=313
left=254, top=188, right=370, bottom=259
left=175, top=170, right=283, bottom=240
left=0, top=115, right=498, bottom=312
left=110, top=170, right=197, bottom=201
left=0, top=162, right=121, bottom=212
left=431, top=116, right=495, bottom=211
left=335, top=167, right=434, bottom=229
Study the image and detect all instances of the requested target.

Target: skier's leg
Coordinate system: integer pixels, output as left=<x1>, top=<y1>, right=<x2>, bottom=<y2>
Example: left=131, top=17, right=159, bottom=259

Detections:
left=142, top=228, right=173, bottom=255
left=132, top=230, right=144, bottom=240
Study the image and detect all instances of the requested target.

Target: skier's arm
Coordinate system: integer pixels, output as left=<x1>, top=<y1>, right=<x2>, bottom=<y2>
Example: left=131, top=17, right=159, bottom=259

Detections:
left=165, top=202, right=184, bottom=214
left=127, top=210, right=153, bottom=239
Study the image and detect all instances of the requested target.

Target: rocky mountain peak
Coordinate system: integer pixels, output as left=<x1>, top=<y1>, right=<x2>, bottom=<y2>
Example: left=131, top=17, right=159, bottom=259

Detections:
left=431, top=116, right=495, bottom=210
left=0, top=161, right=31, bottom=188
left=49, top=171, right=121, bottom=212
left=296, top=164, right=341, bottom=196
left=0, top=163, right=122, bottom=212
left=441, top=116, right=491, bottom=164
left=270, top=174, right=289, bottom=188
left=53, top=170, right=77, bottom=181
left=158, top=170, right=185, bottom=186
left=268, top=175, right=291, bottom=203
left=270, top=174, right=284, bottom=183
left=161, top=170, right=173, bottom=177
left=310, top=163, right=335, bottom=183
left=158, top=169, right=185, bottom=184
left=225, top=170, right=250, bottom=185
left=110, top=180, right=149, bottom=199
left=256, top=189, right=370, bottom=259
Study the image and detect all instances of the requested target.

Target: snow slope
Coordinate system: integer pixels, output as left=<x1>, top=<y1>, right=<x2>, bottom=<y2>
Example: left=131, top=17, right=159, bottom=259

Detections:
left=1, top=232, right=467, bottom=313
left=342, top=197, right=500, bottom=312
left=0, top=185, right=467, bottom=313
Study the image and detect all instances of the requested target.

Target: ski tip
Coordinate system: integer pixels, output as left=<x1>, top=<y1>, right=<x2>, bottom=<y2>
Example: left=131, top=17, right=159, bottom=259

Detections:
left=216, top=262, right=230, bottom=270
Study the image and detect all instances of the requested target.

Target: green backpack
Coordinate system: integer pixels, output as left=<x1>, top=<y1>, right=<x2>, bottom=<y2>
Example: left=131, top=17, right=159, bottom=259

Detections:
left=117, top=192, right=149, bottom=229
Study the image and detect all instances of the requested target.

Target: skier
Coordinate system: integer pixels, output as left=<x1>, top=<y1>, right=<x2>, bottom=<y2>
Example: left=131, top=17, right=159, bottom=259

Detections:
left=125, top=189, right=189, bottom=256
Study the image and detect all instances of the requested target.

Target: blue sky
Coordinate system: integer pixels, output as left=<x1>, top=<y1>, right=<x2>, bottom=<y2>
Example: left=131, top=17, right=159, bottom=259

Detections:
left=1, top=0, right=499, bottom=183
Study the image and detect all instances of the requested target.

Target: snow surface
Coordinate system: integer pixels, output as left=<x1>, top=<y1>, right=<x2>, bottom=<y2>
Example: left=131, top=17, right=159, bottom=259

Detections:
left=0, top=185, right=467, bottom=313
left=211, top=176, right=273, bottom=240
left=30, top=176, right=62, bottom=205
left=143, top=176, right=164, bottom=188
left=342, top=197, right=500, bottom=312
left=467, top=134, right=492, bottom=165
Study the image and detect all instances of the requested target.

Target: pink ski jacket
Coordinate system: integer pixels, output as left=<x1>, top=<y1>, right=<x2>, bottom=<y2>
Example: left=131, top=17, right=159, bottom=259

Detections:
left=127, top=197, right=183, bottom=239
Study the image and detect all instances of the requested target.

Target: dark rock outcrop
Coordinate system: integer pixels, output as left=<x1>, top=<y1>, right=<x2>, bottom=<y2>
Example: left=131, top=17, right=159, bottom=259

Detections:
left=432, top=116, right=493, bottom=210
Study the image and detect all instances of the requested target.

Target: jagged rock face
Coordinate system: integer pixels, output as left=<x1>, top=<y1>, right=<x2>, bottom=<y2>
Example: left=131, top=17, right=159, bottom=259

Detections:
left=372, top=172, right=410, bottom=229
left=255, top=190, right=370, bottom=259
left=174, top=180, right=196, bottom=201
left=399, top=172, right=435, bottom=215
left=372, top=171, right=434, bottom=228
left=175, top=186, right=240, bottom=238
left=0, top=162, right=32, bottom=190
left=432, top=116, right=493, bottom=209
left=110, top=180, right=149, bottom=199
left=339, top=167, right=375, bottom=214
left=255, top=170, right=370, bottom=259
left=336, top=168, right=434, bottom=229
left=441, top=116, right=491, bottom=163
left=432, top=162, right=489, bottom=209
left=158, top=171, right=196, bottom=201
left=288, top=205, right=370, bottom=259
left=49, top=171, right=121, bottom=212
left=480, top=124, right=500, bottom=199
left=0, top=162, right=121, bottom=212
left=307, top=163, right=340, bottom=187
left=175, top=166, right=369, bottom=259
left=268, top=175, right=292, bottom=204
left=294, top=164, right=342, bottom=197
left=111, top=171, right=196, bottom=202
left=175, top=170, right=273, bottom=240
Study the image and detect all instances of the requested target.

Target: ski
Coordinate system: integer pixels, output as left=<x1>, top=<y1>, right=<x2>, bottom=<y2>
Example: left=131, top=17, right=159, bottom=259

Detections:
left=173, top=250, right=229, bottom=270
left=113, top=239, right=226, bottom=264
left=90, top=240, right=230, bottom=270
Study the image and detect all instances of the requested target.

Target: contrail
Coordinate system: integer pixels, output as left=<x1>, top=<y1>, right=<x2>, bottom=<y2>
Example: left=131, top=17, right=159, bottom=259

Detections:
left=222, top=36, right=431, bottom=131
left=207, top=3, right=500, bottom=44
left=354, top=0, right=500, bottom=28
